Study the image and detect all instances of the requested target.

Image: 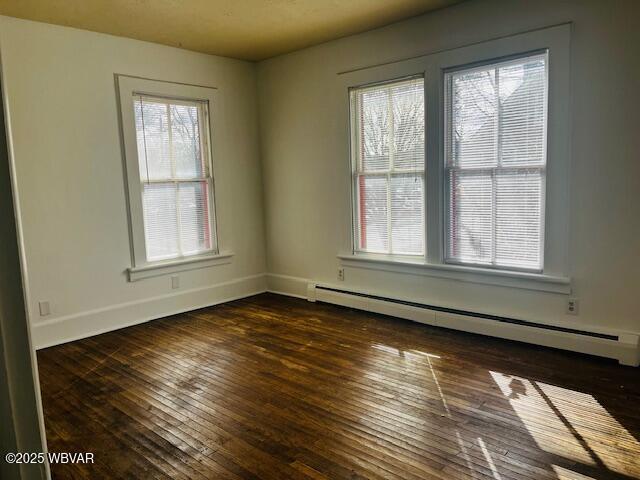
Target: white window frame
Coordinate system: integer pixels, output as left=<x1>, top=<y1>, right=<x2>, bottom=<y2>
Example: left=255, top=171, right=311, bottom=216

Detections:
left=443, top=51, right=549, bottom=273
left=350, top=76, right=426, bottom=257
left=339, top=24, right=571, bottom=293
left=116, top=75, right=232, bottom=281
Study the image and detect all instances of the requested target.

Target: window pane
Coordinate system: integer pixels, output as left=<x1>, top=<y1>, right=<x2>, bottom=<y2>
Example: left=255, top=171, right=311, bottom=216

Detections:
left=448, top=69, right=497, bottom=168
left=448, top=171, right=493, bottom=265
left=134, top=97, right=207, bottom=181
left=392, top=82, right=424, bottom=170
left=171, top=104, right=205, bottom=178
left=178, top=181, right=212, bottom=255
left=496, top=171, right=542, bottom=269
left=391, top=175, right=424, bottom=255
left=358, top=175, right=388, bottom=253
left=135, top=99, right=172, bottom=180
left=360, top=88, right=390, bottom=171
left=142, top=183, right=179, bottom=261
left=499, top=59, right=547, bottom=166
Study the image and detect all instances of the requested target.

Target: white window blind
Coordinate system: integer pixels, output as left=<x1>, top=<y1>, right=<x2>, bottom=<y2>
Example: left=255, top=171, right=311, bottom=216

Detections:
left=351, top=77, right=425, bottom=255
left=445, top=53, right=548, bottom=271
left=133, top=95, right=216, bottom=262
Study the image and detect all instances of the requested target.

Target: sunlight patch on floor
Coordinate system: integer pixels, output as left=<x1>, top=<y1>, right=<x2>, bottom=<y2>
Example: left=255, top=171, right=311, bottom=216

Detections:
left=490, top=371, right=640, bottom=477
left=456, top=431, right=481, bottom=479
left=370, top=343, right=440, bottom=360
left=537, top=381, right=640, bottom=475
left=490, top=371, right=596, bottom=464
left=478, top=437, right=503, bottom=480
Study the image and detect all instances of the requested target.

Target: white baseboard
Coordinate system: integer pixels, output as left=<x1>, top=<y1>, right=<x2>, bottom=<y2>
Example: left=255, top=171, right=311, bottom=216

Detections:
left=266, top=274, right=639, bottom=367
left=33, top=272, right=640, bottom=367
left=266, top=273, right=310, bottom=299
left=32, top=273, right=267, bottom=349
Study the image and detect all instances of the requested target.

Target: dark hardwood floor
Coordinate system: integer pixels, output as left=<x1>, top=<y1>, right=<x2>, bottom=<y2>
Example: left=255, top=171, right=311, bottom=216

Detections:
left=37, top=293, right=640, bottom=479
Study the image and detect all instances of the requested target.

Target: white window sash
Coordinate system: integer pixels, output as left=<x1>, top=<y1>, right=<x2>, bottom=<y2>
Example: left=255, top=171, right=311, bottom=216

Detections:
left=443, top=52, right=548, bottom=272
left=350, top=77, right=426, bottom=257
left=138, top=178, right=216, bottom=262
left=352, top=172, right=426, bottom=256
left=134, top=96, right=216, bottom=262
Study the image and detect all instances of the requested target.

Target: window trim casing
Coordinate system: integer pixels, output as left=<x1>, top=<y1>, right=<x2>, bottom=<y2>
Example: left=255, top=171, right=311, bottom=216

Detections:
left=430, top=28, right=570, bottom=279
left=338, top=23, right=572, bottom=291
left=116, top=75, right=231, bottom=280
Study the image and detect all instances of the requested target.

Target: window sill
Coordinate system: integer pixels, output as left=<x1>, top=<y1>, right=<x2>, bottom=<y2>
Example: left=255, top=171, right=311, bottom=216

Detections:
left=338, top=253, right=571, bottom=294
left=128, top=252, right=233, bottom=282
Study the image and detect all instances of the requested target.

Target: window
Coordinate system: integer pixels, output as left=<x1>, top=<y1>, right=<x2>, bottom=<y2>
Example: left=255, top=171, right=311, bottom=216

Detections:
left=444, top=53, right=547, bottom=271
left=341, top=25, right=571, bottom=289
left=133, top=95, right=216, bottom=261
left=350, top=77, right=425, bottom=255
left=117, top=76, right=227, bottom=280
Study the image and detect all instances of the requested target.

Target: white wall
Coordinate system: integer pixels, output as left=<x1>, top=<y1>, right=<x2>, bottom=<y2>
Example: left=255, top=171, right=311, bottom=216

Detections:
left=0, top=16, right=267, bottom=348
left=258, top=0, right=640, bottom=334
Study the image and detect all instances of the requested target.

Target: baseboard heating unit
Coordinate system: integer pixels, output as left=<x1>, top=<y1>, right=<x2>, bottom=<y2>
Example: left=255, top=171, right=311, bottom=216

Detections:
left=306, top=284, right=640, bottom=367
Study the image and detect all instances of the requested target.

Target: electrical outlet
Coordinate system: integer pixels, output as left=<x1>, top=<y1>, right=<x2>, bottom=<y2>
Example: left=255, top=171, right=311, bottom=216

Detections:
left=337, top=268, right=345, bottom=281
left=39, top=301, right=51, bottom=317
left=566, top=298, right=579, bottom=315
left=171, top=276, right=180, bottom=289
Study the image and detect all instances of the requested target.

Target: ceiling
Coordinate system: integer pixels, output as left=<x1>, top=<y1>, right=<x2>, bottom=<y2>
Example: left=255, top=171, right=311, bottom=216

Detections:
left=0, top=0, right=464, bottom=61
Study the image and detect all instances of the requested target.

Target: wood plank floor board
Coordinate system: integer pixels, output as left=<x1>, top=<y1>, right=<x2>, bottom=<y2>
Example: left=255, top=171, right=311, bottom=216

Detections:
left=76, top=334, right=444, bottom=480
left=110, top=330, right=477, bottom=474
left=38, top=293, right=640, bottom=479
left=42, top=360, right=209, bottom=480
